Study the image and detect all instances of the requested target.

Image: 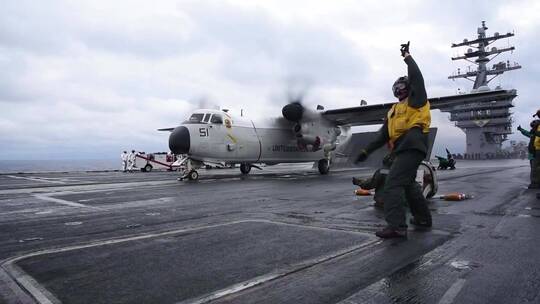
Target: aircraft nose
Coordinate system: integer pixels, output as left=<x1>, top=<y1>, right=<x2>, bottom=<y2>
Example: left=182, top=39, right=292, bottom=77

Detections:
left=169, top=126, right=190, bottom=154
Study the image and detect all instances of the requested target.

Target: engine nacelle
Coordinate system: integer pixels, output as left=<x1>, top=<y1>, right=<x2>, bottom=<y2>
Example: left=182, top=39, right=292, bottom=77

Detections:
left=282, top=102, right=304, bottom=122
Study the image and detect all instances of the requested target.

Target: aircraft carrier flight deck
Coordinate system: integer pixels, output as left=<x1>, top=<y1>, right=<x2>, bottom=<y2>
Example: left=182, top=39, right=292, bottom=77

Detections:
left=1, top=160, right=539, bottom=304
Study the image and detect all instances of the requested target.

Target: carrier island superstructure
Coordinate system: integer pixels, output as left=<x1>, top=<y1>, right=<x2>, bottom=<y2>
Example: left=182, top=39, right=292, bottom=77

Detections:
left=440, top=21, right=521, bottom=159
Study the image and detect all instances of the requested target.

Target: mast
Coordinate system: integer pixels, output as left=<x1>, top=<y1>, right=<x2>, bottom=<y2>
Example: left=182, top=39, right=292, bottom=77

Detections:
left=448, top=21, right=521, bottom=90
left=437, top=21, right=521, bottom=159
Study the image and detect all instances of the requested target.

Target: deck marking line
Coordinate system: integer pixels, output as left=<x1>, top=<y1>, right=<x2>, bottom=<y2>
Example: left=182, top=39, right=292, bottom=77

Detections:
left=2, top=219, right=374, bottom=265
left=1, top=219, right=375, bottom=304
left=1, top=221, right=261, bottom=304
left=251, top=219, right=378, bottom=236
left=0, top=208, right=52, bottom=216
left=6, top=175, right=66, bottom=185
left=177, top=240, right=382, bottom=304
left=438, top=278, right=466, bottom=304
left=0, top=179, right=179, bottom=195
left=0, top=266, right=39, bottom=304
left=2, top=263, right=61, bottom=304
left=33, top=194, right=101, bottom=210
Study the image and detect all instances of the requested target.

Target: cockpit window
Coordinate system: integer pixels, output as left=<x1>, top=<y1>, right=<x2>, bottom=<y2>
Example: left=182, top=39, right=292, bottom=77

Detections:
left=183, top=113, right=206, bottom=124
left=202, top=113, right=211, bottom=123
left=210, top=114, right=223, bottom=124
left=189, top=113, right=204, bottom=122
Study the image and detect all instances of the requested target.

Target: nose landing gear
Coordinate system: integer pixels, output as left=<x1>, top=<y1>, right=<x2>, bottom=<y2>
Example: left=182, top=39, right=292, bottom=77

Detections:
left=175, top=156, right=201, bottom=181
left=240, top=163, right=252, bottom=175
left=187, top=170, right=199, bottom=180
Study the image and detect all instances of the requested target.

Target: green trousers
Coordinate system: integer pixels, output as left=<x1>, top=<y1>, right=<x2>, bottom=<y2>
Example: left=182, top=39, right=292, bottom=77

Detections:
left=532, top=152, right=540, bottom=186
left=382, top=149, right=432, bottom=229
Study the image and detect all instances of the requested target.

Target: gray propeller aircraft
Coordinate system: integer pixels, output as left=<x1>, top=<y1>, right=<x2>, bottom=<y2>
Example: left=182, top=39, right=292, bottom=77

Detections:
left=160, top=89, right=513, bottom=181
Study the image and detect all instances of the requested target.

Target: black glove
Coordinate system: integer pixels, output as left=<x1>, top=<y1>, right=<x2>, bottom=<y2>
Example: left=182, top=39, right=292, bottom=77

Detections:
left=517, top=125, right=522, bottom=131
left=355, top=149, right=369, bottom=163
left=400, top=41, right=410, bottom=57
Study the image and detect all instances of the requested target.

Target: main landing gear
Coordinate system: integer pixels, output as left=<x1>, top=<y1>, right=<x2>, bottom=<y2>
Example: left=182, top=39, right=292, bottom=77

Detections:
left=239, top=163, right=263, bottom=175
left=318, top=159, right=330, bottom=175
left=240, top=163, right=252, bottom=175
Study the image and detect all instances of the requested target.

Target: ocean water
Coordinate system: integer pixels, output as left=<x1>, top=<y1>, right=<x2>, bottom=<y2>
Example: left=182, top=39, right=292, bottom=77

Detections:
left=0, top=159, right=120, bottom=173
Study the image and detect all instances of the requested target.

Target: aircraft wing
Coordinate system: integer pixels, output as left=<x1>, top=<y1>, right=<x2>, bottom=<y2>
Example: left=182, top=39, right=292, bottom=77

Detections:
left=321, top=89, right=517, bottom=126
left=157, top=128, right=175, bottom=132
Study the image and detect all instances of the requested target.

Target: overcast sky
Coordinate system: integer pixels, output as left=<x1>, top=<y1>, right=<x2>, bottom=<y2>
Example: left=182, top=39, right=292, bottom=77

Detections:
left=1, top=0, right=538, bottom=160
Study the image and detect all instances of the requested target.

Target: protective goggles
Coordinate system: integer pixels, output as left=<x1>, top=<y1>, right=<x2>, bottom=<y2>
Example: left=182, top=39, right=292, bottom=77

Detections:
left=392, top=82, right=408, bottom=97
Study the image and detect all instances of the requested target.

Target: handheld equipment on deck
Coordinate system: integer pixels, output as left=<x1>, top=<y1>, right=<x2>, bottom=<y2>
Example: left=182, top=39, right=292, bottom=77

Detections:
left=134, top=153, right=180, bottom=172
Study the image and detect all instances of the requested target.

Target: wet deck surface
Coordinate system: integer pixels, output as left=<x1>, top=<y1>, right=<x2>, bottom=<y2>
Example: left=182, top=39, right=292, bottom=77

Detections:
left=1, top=160, right=539, bottom=303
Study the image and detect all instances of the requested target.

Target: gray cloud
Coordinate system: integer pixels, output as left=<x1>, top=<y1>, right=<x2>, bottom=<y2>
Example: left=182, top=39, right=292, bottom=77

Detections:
left=0, top=0, right=537, bottom=160
left=0, top=1, right=81, bottom=54
left=178, top=2, right=370, bottom=87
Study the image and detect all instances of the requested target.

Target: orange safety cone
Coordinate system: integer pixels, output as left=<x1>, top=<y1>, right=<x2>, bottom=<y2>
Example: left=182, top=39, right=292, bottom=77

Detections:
left=434, top=193, right=473, bottom=201
left=354, top=188, right=373, bottom=196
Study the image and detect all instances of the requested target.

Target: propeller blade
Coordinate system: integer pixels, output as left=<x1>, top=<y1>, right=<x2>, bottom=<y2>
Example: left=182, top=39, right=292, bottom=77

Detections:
left=282, top=102, right=304, bottom=122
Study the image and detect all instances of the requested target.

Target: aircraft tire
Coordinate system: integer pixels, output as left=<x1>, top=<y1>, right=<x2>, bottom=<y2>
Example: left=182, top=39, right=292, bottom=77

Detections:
left=318, top=159, right=330, bottom=175
left=420, top=161, right=437, bottom=199
left=240, top=163, right=251, bottom=175
left=188, top=170, right=199, bottom=180
left=144, top=164, right=153, bottom=172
